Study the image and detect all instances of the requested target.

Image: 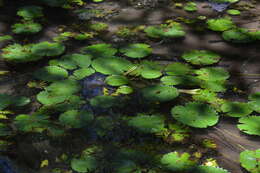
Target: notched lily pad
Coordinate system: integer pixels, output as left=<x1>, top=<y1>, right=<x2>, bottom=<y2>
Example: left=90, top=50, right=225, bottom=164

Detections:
left=34, top=66, right=68, bottom=82
left=221, top=101, right=253, bottom=117
left=207, top=17, right=234, bottom=32
left=81, top=43, right=117, bottom=58
left=119, top=43, right=152, bottom=58
left=105, top=75, right=129, bottom=86
left=237, top=116, right=260, bottom=136
left=165, top=62, right=192, bottom=75
left=195, top=67, right=230, bottom=81
left=182, top=50, right=221, bottom=65
left=240, top=149, right=260, bottom=173
left=248, top=92, right=260, bottom=113
left=31, top=41, right=65, bottom=57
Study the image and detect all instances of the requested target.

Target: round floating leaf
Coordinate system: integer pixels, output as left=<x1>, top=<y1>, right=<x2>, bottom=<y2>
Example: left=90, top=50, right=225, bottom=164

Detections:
left=171, top=102, right=219, bottom=128
left=81, top=43, right=117, bottom=58
left=116, top=86, right=133, bottom=94
left=90, top=95, right=118, bottom=108
left=12, top=22, right=42, bottom=34
left=13, top=96, right=31, bottom=107
left=221, top=101, right=253, bottom=117
left=194, top=166, right=230, bottom=173
left=71, top=156, right=97, bottom=173
left=248, top=92, right=260, bottom=113
left=46, top=79, right=81, bottom=95
left=34, top=66, right=68, bottom=82
left=222, top=28, right=253, bottom=43
left=207, top=17, right=234, bottom=32
left=92, top=57, right=133, bottom=75
left=31, top=41, right=65, bottom=57
left=237, top=116, right=260, bottom=136
left=145, top=24, right=185, bottom=38
left=1, top=44, right=41, bottom=62
left=182, top=50, right=221, bottom=65
left=37, top=91, right=68, bottom=105
left=139, top=60, right=162, bottom=79
left=72, top=68, right=95, bottom=80
left=141, top=85, right=179, bottom=102
left=200, top=80, right=227, bottom=92
left=160, top=152, right=196, bottom=172
left=165, top=62, right=192, bottom=75
left=0, top=94, right=30, bottom=110
left=59, top=110, right=93, bottom=128
left=17, top=5, right=43, bottom=20
left=227, top=9, right=241, bottom=15
left=105, top=75, right=129, bottom=86
left=14, top=114, right=49, bottom=132
left=0, top=94, right=13, bottom=110
left=195, top=67, right=230, bottom=81
left=120, top=43, right=152, bottom=58
left=184, top=2, right=198, bottom=12
left=144, top=26, right=165, bottom=38
left=240, top=149, right=260, bottom=173
left=128, top=114, right=165, bottom=133
left=161, top=75, right=200, bottom=86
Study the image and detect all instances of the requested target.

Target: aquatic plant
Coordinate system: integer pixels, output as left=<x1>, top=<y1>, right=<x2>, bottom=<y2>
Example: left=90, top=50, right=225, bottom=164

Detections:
left=171, top=102, right=219, bottom=128
left=0, top=94, right=30, bottom=110
left=71, top=155, right=97, bottom=173
left=220, top=101, right=253, bottom=117
left=184, top=2, right=198, bottom=12
left=138, top=60, right=163, bottom=79
left=193, top=165, right=230, bottom=173
left=207, top=17, right=234, bottom=32
left=144, top=23, right=185, bottom=38
left=105, top=75, right=129, bottom=86
left=181, top=50, right=221, bottom=65
left=222, top=28, right=253, bottom=43
left=237, top=116, right=260, bottom=136
left=34, top=66, right=68, bottom=82
left=119, top=43, right=152, bottom=59
left=17, top=5, right=43, bottom=20
left=195, top=67, right=230, bottom=81
left=165, top=62, right=192, bottom=75
left=59, top=110, right=93, bottom=128
left=81, top=43, right=117, bottom=58
left=248, top=92, right=260, bottom=113
left=240, top=149, right=260, bottom=173
left=12, top=22, right=42, bottom=34
left=31, top=41, right=65, bottom=57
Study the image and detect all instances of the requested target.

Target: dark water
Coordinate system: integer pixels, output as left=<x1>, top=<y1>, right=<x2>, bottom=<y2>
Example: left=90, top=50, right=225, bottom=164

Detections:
left=0, top=158, right=16, bottom=173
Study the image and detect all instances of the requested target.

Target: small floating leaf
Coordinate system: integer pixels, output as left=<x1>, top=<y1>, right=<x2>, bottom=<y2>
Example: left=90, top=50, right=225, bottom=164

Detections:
left=17, top=5, right=43, bottom=20
left=31, top=41, right=65, bottom=57
left=248, top=92, right=260, bottom=113
left=240, top=149, right=260, bottom=173
left=237, top=116, right=260, bottom=136
left=105, top=75, right=129, bottom=86
left=59, top=110, right=93, bottom=128
left=221, top=101, right=253, bottom=117
left=207, top=17, right=234, bottom=32
left=195, top=67, right=230, bottom=81
left=194, top=165, right=230, bottom=173
left=139, top=60, right=162, bottom=79
left=119, top=43, right=152, bottom=58
left=34, top=66, right=68, bottom=82
left=165, top=62, right=192, bottom=75
left=12, top=22, right=42, bottom=34
left=90, top=95, right=118, bottom=108
left=71, top=156, right=97, bottom=173
left=182, top=50, right=221, bottom=65
left=222, top=28, right=253, bottom=43
left=81, top=43, right=117, bottom=58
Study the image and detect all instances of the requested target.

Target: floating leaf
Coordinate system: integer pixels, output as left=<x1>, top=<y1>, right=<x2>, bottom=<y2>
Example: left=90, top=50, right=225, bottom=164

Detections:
left=81, top=43, right=117, bottom=58
left=116, top=86, right=133, bottom=95
left=248, top=92, right=260, bottom=113
left=184, top=2, right=198, bottom=12
left=207, top=17, right=234, bottom=32
left=222, top=28, right=253, bottom=43
left=237, top=116, right=260, bottom=136
left=221, top=101, right=253, bottom=117
left=0, top=94, right=30, bottom=110
left=195, top=67, right=229, bottom=81
left=200, top=80, right=227, bottom=92
left=139, top=60, right=162, bottom=79
left=105, top=75, right=129, bottom=86
left=46, top=79, right=81, bottom=96
left=165, top=62, right=192, bottom=75
left=171, top=102, right=219, bottom=128
left=227, top=9, right=241, bottom=15
left=141, top=85, right=179, bottom=102
left=240, top=149, right=260, bottom=173
left=90, top=95, right=118, bottom=108
left=194, top=165, right=230, bottom=173
left=34, top=66, right=68, bottom=82
left=12, top=22, right=42, bottom=34
left=182, top=50, right=221, bottom=65
left=31, top=41, right=65, bottom=57
left=92, top=57, right=133, bottom=75
left=120, top=43, right=152, bottom=58
left=145, top=24, right=185, bottom=38
left=161, top=75, right=200, bottom=86
left=128, top=114, right=165, bottom=133
left=17, top=5, right=43, bottom=20
left=160, top=152, right=196, bottom=172
left=37, top=91, right=68, bottom=105
left=72, top=68, right=95, bottom=80
left=71, top=156, right=97, bottom=173
left=59, top=110, right=93, bottom=128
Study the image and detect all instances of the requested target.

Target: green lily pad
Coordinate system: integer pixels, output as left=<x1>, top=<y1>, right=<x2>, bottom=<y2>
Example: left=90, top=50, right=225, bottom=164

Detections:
left=195, top=67, right=230, bottom=81
left=71, top=156, right=97, bottom=173
left=31, top=41, right=65, bottom=57
left=59, top=110, right=93, bottom=128
left=46, top=79, right=81, bottom=95
left=221, top=101, right=253, bottom=117
left=141, top=85, right=179, bottom=102
left=12, top=22, right=42, bottom=34
left=182, top=50, right=221, bottom=65
left=227, top=9, right=241, bottom=15
left=81, top=43, right=117, bottom=58
left=160, top=152, right=196, bottom=172
left=90, top=95, right=118, bottom=108
left=222, top=28, right=253, bottom=43
left=237, top=116, right=260, bottom=136
left=91, top=57, right=133, bottom=75
left=17, top=5, right=43, bottom=20
left=139, top=60, right=162, bottom=79
left=0, top=94, right=30, bottom=110
left=119, top=43, right=152, bottom=58
left=207, top=17, right=234, bottom=32
left=105, top=75, right=129, bottom=86
left=37, top=91, right=68, bottom=105
left=34, top=66, right=68, bottom=82
left=171, top=102, right=219, bottom=128
left=184, top=2, right=198, bottom=12
left=248, top=92, right=260, bottom=113
left=1, top=44, right=41, bottom=62
left=72, top=68, right=95, bottom=80
left=200, top=80, right=227, bottom=92
left=161, top=75, right=200, bottom=86
left=116, top=86, right=133, bottom=94
left=240, top=149, right=260, bottom=173
left=165, top=62, right=192, bottom=75
left=128, top=114, right=165, bottom=133
left=145, top=24, right=185, bottom=38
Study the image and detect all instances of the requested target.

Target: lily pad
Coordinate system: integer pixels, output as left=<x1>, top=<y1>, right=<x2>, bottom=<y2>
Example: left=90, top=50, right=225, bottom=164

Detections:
left=194, top=165, right=230, bottom=173
left=195, top=67, right=230, bottom=81
left=31, top=41, right=65, bottom=57
left=72, top=68, right=95, bottom=80
left=182, top=50, right=221, bottom=65
left=141, top=85, right=179, bottom=102
left=227, top=9, right=241, bottom=15
left=171, top=102, right=219, bottom=128
left=119, top=43, right=152, bottom=58
left=37, top=91, right=68, bottom=105
left=34, top=66, right=68, bottom=82
left=45, top=79, right=81, bottom=95
left=116, top=86, right=133, bottom=94
left=81, top=43, right=117, bottom=58
left=222, top=28, right=253, bottom=43
left=59, top=110, right=93, bottom=128
left=17, top=5, right=43, bottom=20
left=165, top=62, right=192, bottom=75
left=161, top=75, right=200, bottom=86
left=248, top=92, right=260, bottom=113
left=128, top=114, right=165, bottom=133
left=90, top=95, right=118, bottom=108
left=160, top=152, right=196, bottom=172
left=91, top=57, right=133, bottom=75
left=200, top=80, right=227, bottom=92
left=221, top=101, right=253, bottom=117
left=240, top=149, right=260, bottom=173
left=71, top=156, right=97, bottom=173
left=145, top=24, right=185, bottom=38
left=105, top=75, right=129, bottom=86
left=12, top=22, right=42, bottom=34
left=139, top=60, right=162, bottom=79
left=184, top=2, right=198, bottom=12
left=237, top=116, right=260, bottom=136
left=207, top=17, right=234, bottom=32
